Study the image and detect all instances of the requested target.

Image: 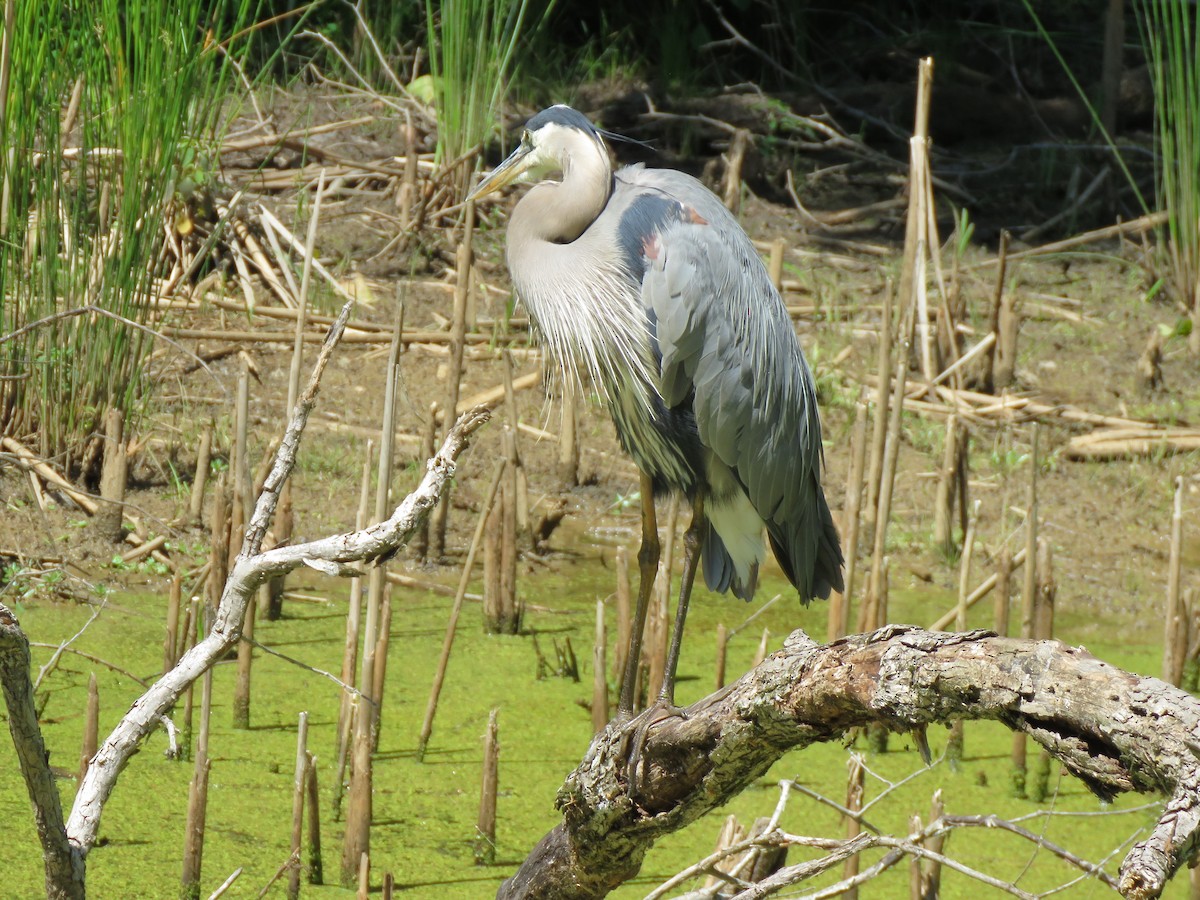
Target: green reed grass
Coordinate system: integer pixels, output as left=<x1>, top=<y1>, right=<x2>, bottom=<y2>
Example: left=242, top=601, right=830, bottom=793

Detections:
left=1137, top=0, right=1200, bottom=345
left=424, top=0, right=542, bottom=167
left=0, top=0, right=254, bottom=471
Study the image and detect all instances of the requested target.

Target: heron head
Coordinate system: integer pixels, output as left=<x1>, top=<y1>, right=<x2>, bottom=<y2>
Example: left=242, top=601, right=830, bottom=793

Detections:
left=468, top=105, right=609, bottom=201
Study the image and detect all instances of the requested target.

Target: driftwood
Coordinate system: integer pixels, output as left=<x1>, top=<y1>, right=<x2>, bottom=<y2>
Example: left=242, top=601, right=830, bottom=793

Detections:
left=499, top=626, right=1200, bottom=900
left=0, top=299, right=491, bottom=898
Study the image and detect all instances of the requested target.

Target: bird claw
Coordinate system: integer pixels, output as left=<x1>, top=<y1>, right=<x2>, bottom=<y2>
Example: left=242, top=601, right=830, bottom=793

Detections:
left=621, top=699, right=688, bottom=797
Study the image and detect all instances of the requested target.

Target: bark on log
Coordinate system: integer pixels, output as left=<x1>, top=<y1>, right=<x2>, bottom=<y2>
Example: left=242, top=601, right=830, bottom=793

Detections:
left=498, top=626, right=1200, bottom=900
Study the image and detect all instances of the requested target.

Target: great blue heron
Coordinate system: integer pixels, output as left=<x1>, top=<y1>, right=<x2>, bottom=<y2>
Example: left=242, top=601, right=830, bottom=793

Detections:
left=469, top=105, right=843, bottom=718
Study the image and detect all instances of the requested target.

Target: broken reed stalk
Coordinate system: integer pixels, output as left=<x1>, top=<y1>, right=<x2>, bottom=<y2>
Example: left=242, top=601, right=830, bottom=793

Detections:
left=722, top=128, right=750, bottom=212
left=333, top=440, right=374, bottom=818
left=411, top=402, right=438, bottom=561
left=188, top=425, right=213, bottom=524
left=287, top=713, right=309, bottom=899
left=341, top=697, right=371, bottom=883
left=475, top=708, right=500, bottom=865
left=934, top=413, right=960, bottom=556
left=164, top=574, right=182, bottom=674
left=843, top=754, right=866, bottom=900
left=863, top=284, right=894, bottom=542
left=995, top=266, right=1020, bottom=392
left=96, top=408, right=126, bottom=543
left=557, top=378, right=579, bottom=488
left=768, top=238, right=785, bottom=292
left=370, top=583, right=393, bottom=741
left=994, top=547, right=1014, bottom=636
left=417, top=459, right=508, bottom=761
left=1165, top=476, right=1185, bottom=686
left=305, top=752, right=323, bottom=885
left=181, top=667, right=213, bottom=900
left=714, top=624, right=728, bottom=690
left=751, top=627, right=770, bottom=669
left=612, top=546, right=631, bottom=686
left=592, top=601, right=608, bottom=733
left=902, top=57, right=936, bottom=382
left=228, top=365, right=252, bottom=565
left=983, top=230, right=1010, bottom=393
left=1036, top=538, right=1056, bottom=642
left=367, top=319, right=403, bottom=747
left=356, top=851, right=369, bottom=900
left=1013, top=424, right=1039, bottom=795
left=78, top=673, right=98, bottom=783
left=429, top=225, right=472, bottom=560
left=180, top=599, right=199, bottom=759
left=497, top=427, right=521, bottom=633
left=232, top=583, right=255, bottom=729
left=829, top=401, right=869, bottom=641
left=207, top=473, right=230, bottom=621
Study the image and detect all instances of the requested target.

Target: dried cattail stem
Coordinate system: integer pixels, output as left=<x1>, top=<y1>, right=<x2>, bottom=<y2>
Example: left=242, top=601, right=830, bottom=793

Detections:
left=829, top=401, right=868, bottom=641
left=188, top=425, right=212, bottom=524
left=287, top=712, right=309, bottom=900
left=305, top=752, right=323, bottom=885
left=722, top=129, right=751, bottom=212
left=612, top=546, right=631, bottom=685
left=1165, top=476, right=1185, bottom=686
left=592, top=601, right=608, bottom=734
left=164, top=574, right=182, bottom=675
left=714, top=624, right=728, bottom=690
left=843, top=755, right=865, bottom=899
left=993, top=547, right=1013, bottom=637
left=78, top=673, right=98, bottom=784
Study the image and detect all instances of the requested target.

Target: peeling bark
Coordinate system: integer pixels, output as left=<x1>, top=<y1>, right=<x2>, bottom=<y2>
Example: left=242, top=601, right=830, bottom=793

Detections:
left=499, top=626, right=1200, bottom=900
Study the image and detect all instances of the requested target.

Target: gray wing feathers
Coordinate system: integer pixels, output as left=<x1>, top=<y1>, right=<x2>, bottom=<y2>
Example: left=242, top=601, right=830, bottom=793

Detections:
left=634, top=168, right=843, bottom=600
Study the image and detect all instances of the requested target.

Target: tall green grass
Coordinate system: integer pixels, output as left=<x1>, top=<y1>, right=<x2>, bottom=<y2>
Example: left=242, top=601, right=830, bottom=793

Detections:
left=1137, top=0, right=1200, bottom=347
left=0, top=0, right=254, bottom=472
left=423, top=0, right=542, bottom=167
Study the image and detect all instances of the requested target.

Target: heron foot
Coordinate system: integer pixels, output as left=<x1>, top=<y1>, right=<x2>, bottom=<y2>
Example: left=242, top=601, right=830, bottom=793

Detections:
left=621, top=699, right=688, bottom=797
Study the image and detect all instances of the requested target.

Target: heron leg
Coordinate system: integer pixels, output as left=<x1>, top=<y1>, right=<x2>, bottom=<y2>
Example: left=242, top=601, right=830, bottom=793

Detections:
left=659, top=491, right=706, bottom=706
left=617, top=471, right=658, bottom=720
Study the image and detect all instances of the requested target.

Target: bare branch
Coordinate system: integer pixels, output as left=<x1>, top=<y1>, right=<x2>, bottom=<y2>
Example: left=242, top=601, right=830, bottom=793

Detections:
left=499, top=627, right=1200, bottom=900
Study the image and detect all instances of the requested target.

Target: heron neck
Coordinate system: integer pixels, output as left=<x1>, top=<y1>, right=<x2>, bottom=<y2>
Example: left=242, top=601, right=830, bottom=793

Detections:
left=510, top=152, right=612, bottom=246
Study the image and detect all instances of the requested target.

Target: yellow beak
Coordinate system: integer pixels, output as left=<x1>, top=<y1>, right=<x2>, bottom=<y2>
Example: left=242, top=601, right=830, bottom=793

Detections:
left=467, top=143, right=533, bottom=201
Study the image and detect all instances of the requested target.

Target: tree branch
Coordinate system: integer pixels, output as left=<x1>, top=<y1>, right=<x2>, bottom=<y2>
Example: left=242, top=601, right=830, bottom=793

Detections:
left=499, top=626, right=1200, bottom=900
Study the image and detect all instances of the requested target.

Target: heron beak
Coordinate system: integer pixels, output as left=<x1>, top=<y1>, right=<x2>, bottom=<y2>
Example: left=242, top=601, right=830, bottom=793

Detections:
left=467, top=144, right=532, bottom=201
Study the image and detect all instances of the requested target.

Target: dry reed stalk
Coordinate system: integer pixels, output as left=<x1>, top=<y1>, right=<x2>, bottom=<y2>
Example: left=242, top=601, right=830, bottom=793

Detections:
left=995, top=274, right=1020, bottom=392
left=356, top=851, right=369, bottom=899
left=751, top=627, right=770, bottom=668
left=900, top=58, right=936, bottom=382
left=722, top=129, right=750, bottom=212
left=768, top=238, right=785, bottom=292
left=843, top=755, right=865, bottom=899
left=164, top=574, right=182, bottom=675
left=181, top=668, right=213, bottom=899
left=1165, top=476, right=1185, bottom=686
left=612, top=546, right=631, bottom=685
left=207, top=474, right=230, bottom=619
left=1036, top=538, right=1056, bottom=642
left=366, top=321, right=403, bottom=745
left=435, top=370, right=543, bottom=424
left=188, top=426, right=212, bottom=524
left=929, top=544, right=1027, bottom=631
left=496, top=427, right=521, bottom=633
left=863, top=284, right=894, bottom=542
left=96, top=408, right=127, bottom=543
left=227, top=366, right=251, bottom=563
left=647, top=496, right=680, bottom=700
left=429, top=241, right=471, bottom=560
left=475, top=709, right=500, bottom=865
left=956, top=502, right=981, bottom=632
left=703, top=816, right=743, bottom=892
left=179, top=599, right=199, bottom=758
left=333, top=440, right=373, bottom=814
left=484, top=484, right=502, bottom=628
left=993, top=547, right=1013, bottom=637
left=592, top=601, right=609, bottom=733
left=370, top=584, right=393, bottom=743
left=231, top=588, right=255, bottom=729
left=934, top=413, right=960, bottom=555
left=287, top=712, right=309, bottom=900
left=78, top=673, right=98, bottom=784
left=1020, top=426, right=1040, bottom=641
left=341, top=716, right=371, bottom=885
left=417, top=460, right=508, bottom=760
left=714, top=624, right=728, bottom=690
left=411, top=403, right=438, bottom=561
left=304, top=752, right=323, bottom=885
left=829, top=401, right=868, bottom=641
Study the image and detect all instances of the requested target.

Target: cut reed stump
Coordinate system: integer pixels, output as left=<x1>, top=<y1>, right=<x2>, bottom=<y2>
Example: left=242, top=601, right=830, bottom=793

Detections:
left=95, top=408, right=127, bottom=543
left=288, top=712, right=308, bottom=900
left=475, top=709, right=500, bottom=865
left=78, top=673, right=98, bottom=784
